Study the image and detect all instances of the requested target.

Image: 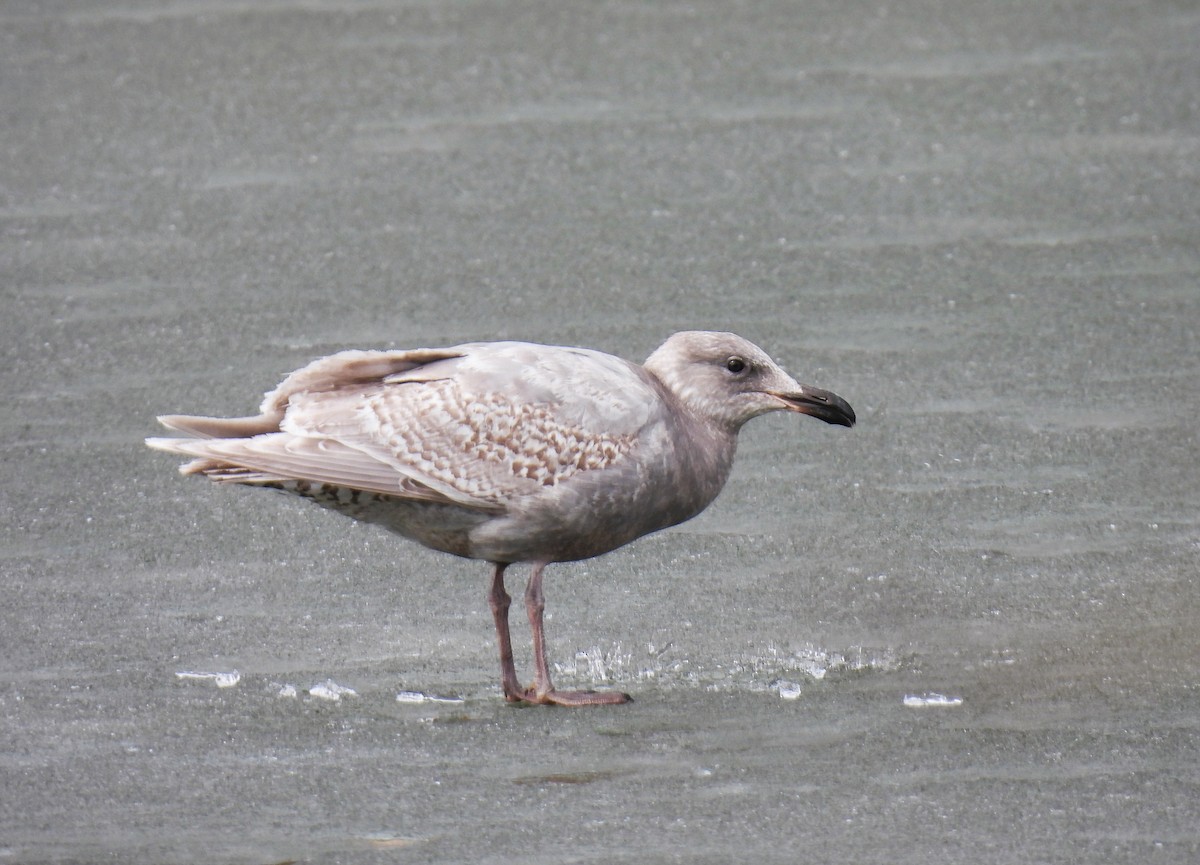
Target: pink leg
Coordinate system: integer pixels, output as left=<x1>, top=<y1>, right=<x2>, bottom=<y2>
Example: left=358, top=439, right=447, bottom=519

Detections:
left=523, top=561, right=630, bottom=706
left=487, top=562, right=524, bottom=702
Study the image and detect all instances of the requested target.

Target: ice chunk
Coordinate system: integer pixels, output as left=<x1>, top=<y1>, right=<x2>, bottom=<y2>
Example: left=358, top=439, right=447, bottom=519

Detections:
left=903, top=692, right=963, bottom=708
left=775, top=680, right=803, bottom=700
left=309, top=679, right=357, bottom=701
left=175, top=670, right=240, bottom=688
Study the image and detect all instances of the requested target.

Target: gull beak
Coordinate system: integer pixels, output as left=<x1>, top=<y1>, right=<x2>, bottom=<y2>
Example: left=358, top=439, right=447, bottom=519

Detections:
left=770, top=385, right=856, bottom=427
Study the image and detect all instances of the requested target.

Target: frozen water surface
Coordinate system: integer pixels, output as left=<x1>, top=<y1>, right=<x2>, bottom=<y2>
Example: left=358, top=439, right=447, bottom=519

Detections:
left=3, top=1, right=1199, bottom=863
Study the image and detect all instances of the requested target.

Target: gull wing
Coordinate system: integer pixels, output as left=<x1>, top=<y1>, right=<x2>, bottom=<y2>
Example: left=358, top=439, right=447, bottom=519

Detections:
left=149, top=342, right=669, bottom=511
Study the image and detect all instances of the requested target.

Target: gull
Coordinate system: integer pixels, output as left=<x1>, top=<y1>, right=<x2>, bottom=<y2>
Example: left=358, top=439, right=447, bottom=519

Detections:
left=147, top=331, right=855, bottom=706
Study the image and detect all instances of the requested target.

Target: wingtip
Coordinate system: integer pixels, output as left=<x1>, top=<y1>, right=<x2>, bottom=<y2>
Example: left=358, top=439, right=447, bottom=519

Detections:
left=155, top=414, right=187, bottom=432
left=153, top=413, right=280, bottom=438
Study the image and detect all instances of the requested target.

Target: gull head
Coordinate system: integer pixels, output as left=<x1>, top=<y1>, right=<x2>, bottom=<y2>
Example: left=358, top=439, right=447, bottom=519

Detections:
left=644, top=331, right=856, bottom=432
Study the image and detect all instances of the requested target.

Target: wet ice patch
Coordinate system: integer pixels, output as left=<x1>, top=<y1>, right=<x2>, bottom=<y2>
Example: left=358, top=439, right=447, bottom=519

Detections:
left=309, top=680, right=357, bottom=701
left=555, top=643, right=637, bottom=683
left=732, top=643, right=902, bottom=693
left=175, top=669, right=240, bottom=688
left=903, top=692, right=963, bottom=708
left=779, top=644, right=900, bottom=680
left=552, top=640, right=901, bottom=693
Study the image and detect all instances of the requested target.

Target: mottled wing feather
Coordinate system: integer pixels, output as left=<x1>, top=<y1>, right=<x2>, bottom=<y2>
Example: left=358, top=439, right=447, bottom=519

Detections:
left=280, top=342, right=666, bottom=505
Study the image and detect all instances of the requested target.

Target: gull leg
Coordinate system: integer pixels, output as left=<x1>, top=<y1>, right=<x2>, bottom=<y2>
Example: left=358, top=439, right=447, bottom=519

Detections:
left=524, top=561, right=553, bottom=699
left=487, top=562, right=524, bottom=702
left=523, top=561, right=630, bottom=706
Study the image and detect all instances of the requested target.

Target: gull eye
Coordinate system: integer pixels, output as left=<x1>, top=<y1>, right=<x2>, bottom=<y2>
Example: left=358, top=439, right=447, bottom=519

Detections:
left=725, top=356, right=747, bottom=374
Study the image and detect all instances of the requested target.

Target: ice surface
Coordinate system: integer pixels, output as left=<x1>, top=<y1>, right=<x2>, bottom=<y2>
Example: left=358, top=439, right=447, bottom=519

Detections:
left=6, top=2, right=1200, bottom=863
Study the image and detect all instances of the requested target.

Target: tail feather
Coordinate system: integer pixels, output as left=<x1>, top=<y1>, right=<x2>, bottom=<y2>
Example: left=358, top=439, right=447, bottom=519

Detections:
left=146, top=438, right=297, bottom=484
left=184, top=461, right=288, bottom=484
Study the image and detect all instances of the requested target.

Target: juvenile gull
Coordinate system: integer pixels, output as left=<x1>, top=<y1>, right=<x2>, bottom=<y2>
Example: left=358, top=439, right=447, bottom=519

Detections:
left=147, top=331, right=855, bottom=706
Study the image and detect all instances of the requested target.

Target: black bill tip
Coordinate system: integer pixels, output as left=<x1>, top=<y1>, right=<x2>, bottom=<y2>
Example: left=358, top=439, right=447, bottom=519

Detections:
left=776, top=386, right=856, bottom=427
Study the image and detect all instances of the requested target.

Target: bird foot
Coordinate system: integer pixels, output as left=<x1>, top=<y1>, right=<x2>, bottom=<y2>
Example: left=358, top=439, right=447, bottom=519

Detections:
left=506, top=687, right=631, bottom=706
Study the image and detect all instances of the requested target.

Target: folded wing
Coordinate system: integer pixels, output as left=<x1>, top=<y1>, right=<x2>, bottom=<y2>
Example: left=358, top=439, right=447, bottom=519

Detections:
left=148, top=342, right=667, bottom=513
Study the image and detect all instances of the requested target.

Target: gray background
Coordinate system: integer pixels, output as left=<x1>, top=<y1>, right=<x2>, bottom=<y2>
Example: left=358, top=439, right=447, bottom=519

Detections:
left=3, top=1, right=1198, bottom=863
